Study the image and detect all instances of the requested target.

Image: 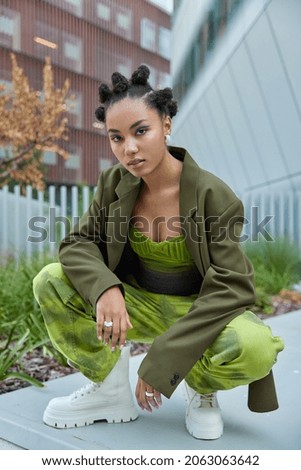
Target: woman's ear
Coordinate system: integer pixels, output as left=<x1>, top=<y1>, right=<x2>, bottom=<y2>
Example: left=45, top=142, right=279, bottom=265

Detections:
left=163, top=115, right=172, bottom=137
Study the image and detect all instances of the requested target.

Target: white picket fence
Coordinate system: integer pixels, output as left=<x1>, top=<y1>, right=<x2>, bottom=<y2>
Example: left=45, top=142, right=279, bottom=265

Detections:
left=0, top=184, right=95, bottom=262
left=242, top=190, right=301, bottom=250
left=0, top=185, right=301, bottom=262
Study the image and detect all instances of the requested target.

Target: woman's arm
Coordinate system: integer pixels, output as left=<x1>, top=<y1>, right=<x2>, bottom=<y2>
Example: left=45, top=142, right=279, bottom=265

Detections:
left=59, top=170, right=124, bottom=310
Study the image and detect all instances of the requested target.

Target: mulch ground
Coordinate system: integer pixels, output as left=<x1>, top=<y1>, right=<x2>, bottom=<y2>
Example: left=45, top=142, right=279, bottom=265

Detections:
left=0, top=342, right=151, bottom=395
left=1, top=290, right=300, bottom=396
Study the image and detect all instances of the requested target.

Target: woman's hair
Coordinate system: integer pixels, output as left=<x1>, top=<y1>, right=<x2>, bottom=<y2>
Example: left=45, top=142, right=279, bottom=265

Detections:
left=95, top=65, right=178, bottom=123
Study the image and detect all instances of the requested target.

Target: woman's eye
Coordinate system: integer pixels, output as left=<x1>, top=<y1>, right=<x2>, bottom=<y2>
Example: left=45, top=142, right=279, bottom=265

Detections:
left=136, top=128, right=147, bottom=136
left=111, top=135, right=121, bottom=142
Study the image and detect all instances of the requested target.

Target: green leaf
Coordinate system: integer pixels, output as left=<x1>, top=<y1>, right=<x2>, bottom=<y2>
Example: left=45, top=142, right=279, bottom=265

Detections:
left=5, top=371, right=44, bottom=388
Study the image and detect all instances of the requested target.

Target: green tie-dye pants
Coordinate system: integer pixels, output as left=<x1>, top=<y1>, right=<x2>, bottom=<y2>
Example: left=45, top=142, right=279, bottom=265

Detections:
left=33, top=263, right=284, bottom=394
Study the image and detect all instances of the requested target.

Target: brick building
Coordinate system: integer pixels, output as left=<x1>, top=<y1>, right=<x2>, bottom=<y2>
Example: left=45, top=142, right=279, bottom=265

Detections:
left=0, top=0, right=171, bottom=186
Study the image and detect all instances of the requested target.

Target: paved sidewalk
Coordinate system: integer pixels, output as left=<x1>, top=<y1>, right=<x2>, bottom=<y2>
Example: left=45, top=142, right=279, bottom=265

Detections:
left=0, top=310, right=300, bottom=450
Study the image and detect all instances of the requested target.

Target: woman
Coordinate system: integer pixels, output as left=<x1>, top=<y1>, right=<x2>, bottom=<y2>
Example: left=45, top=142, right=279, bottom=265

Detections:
left=33, top=65, right=284, bottom=440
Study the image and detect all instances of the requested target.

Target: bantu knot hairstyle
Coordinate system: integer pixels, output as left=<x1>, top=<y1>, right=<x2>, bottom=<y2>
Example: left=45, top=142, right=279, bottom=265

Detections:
left=130, top=64, right=150, bottom=85
left=95, top=65, right=178, bottom=123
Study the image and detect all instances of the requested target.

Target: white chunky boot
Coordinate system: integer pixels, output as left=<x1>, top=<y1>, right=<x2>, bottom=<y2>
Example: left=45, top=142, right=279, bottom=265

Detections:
left=43, top=346, right=138, bottom=428
left=185, top=383, right=223, bottom=440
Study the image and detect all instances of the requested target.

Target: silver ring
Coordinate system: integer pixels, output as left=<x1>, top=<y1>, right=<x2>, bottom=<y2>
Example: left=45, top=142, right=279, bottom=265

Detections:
left=145, top=391, right=154, bottom=398
left=103, top=320, right=113, bottom=328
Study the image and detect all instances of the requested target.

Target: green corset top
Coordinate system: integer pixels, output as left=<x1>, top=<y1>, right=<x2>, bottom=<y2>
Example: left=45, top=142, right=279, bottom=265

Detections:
left=129, top=224, right=196, bottom=273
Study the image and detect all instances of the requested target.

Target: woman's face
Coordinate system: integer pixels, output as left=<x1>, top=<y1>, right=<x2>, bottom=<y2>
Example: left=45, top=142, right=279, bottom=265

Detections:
left=105, top=97, right=171, bottom=178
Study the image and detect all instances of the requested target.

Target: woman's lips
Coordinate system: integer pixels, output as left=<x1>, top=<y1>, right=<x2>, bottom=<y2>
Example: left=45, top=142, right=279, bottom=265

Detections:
left=128, top=159, right=145, bottom=166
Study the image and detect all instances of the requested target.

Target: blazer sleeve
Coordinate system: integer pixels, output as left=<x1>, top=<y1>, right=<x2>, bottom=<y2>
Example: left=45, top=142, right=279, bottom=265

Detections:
left=138, top=198, right=256, bottom=398
left=59, top=171, right=124, bottom=310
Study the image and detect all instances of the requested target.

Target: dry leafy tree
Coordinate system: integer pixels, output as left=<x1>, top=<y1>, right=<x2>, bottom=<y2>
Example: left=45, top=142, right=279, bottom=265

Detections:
left=0, top=54, right=71, bottom=191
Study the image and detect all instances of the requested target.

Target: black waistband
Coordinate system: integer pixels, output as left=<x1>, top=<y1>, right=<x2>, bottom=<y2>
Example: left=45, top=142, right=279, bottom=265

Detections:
left=134, top=262, right=202, bottom=296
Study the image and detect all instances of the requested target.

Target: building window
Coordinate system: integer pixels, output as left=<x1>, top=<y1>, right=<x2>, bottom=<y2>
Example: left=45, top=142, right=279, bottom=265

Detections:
left=117, top=58, right=132, bottom=79
left=0, top=7, right=20, bottom=50
left=173, top=0, right=246, bottom=103
left=141, top=18, right=157, bottom=53
left=34, top=22, right=82, bottom=73
left=0, top=79, right=12, bottom=93
left=116, top=7, right=131, bottom=32
left=64, top=41, right=79, bottom=61
left=227, top=0, right=244, bottom=17
left=141, top=19, right=171, bottom=59
left=95, top=1, right=132, bottom=40
left=46, top=0, right=83, bottom=17
left=99, top=157, right=112, bottom=172
left=43, top=150, right=57, bottom=165
left=158, top=26, right=171, bottom=60
left=0, top=145, right=13, bottom=160
left=95, top=47, right=132, bottom=83
left=65, top=0, right=82, bottom=16
left=65, top=151, right=81, bottom=170
left=97, top=2, right=111, bottom=21
left=207, top=9, right=217, bottom=51
left=62, top=34, right=82, bottom=73
left=0, top=16, right=14, bottom=35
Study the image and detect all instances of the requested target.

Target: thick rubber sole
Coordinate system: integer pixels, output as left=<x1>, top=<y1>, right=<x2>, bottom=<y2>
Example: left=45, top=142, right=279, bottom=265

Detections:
left=43, top=404, right=139, bottom=429
left=185, top=418, right=223, bottom=440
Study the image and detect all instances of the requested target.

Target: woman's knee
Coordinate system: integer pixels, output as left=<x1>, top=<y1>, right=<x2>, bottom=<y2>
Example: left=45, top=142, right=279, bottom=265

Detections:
left=231, top=312, right=284, bottom=379
left=33, top=262, right=64, bottom=302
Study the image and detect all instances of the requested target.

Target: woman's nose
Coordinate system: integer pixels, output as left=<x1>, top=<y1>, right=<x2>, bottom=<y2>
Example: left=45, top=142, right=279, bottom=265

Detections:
left=124, top=138, right=138, bottom=155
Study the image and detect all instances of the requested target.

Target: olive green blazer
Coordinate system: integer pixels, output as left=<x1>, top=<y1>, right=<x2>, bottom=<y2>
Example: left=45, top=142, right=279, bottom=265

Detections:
left=59, top=146, right=279, bottom=412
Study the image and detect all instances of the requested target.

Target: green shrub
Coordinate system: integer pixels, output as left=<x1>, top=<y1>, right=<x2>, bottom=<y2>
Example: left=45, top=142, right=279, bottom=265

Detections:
left=244, top=237, right=301, bottom=294
left=243, top=237, right=301, bottom=314
left=0, top=330, right=44, bottom=386
left=0, top=254, right=53, bottom=340
left=0, top=253, right=65, bottom=386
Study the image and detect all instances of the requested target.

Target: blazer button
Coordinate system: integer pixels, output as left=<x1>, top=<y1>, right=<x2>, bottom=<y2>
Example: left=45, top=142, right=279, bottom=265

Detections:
left=170, top=373, right=180, bottom=386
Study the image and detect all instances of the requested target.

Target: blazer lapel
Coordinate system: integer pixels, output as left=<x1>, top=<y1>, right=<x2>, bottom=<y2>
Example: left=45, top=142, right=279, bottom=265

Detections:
left=179, top=149, right=207, bottom=278
left=107, top=172, right=141, bottom=271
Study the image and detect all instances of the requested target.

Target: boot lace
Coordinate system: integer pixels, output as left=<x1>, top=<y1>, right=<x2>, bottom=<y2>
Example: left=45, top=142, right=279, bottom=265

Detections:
left=71, top=382, right=101, bottom=400
left=199, top=393, right=216, bottom=408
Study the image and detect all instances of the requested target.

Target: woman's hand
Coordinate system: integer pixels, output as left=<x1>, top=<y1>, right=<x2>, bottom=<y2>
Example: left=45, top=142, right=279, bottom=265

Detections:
left=135, top=377, right=162, bottom=413
left=96, top=286, right=133, bottom=350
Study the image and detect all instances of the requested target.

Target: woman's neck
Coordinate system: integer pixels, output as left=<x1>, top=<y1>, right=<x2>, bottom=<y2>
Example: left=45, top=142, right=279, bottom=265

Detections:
left=142, top=151, right=183, bottom=193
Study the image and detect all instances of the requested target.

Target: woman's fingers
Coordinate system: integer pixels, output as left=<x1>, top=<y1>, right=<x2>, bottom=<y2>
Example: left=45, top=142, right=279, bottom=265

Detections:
left=95, top=286, right=132, bottom=350
left=135, top=378, right=162, bottom=412
left=103, top=320, right=114, bottom=346
left=110, top=317, right=126, bottom=351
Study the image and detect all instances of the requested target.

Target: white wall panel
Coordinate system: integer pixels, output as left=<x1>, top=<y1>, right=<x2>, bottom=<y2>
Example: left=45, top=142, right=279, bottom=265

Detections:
left=171, top=125, right=188, bottom=151
left=267, top=0, right=301, bottom=114
left=229, top=42, right=288, bottom=186
left=192, top=107, right=219, bottom=175
left=217, top=64, right=267, bottom=188
left=214, top=76, right=252, bottom=187
left=176, top=109, right=216, bottom=175
left=171, top=122, right=194, bottom=158
left=204, top=82, right=249, bottom=190
left=246, top=11, right=301, bottom=182
left=202, top=92, right=236, bottom=189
